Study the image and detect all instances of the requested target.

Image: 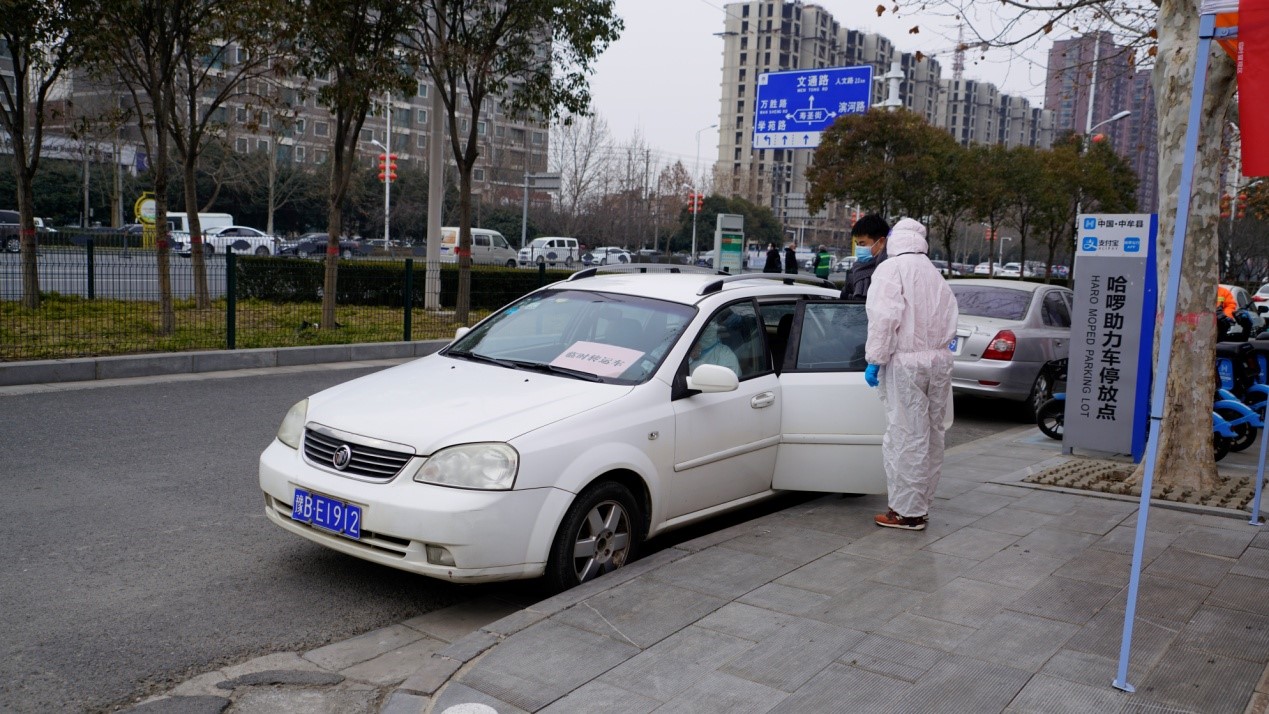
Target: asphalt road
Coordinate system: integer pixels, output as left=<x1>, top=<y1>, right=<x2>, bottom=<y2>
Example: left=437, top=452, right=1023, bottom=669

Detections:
left=0, top=363, right=1023, bottom=713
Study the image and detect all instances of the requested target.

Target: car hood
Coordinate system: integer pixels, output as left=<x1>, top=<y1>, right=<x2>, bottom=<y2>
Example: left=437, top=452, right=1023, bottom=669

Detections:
left=304, top=354, right=632, bottom=454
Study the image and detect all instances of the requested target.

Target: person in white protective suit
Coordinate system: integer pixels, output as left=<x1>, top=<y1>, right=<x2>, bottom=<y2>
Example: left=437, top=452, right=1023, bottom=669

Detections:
left=689, top=320, right=741, bottom=377
left=863, top=218, right=959, bottom=530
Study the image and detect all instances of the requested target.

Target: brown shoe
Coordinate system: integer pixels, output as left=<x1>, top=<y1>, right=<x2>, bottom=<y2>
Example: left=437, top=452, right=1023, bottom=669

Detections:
left=874, top=509, right=927, bottom=530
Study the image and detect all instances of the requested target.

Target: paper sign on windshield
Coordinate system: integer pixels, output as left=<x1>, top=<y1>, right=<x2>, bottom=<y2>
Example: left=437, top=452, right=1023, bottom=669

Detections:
left=550, top=341, right=644, bottom=378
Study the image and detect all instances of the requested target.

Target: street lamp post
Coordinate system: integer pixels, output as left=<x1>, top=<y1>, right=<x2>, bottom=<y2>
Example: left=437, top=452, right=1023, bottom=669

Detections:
left=1084, top=110, right=1132, bottom=152
left=998, top=235, right=1013, bottom=267
left=691, top=123, right=716, bottom=262
left=371, top=93, right=393, bottom=246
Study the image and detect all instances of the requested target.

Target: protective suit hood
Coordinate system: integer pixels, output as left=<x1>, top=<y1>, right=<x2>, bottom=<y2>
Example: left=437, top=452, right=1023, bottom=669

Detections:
left=887, top=218, right=929, bottom=256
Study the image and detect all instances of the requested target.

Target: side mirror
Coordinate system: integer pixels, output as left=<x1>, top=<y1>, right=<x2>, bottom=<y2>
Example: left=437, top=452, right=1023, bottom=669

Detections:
left=1257, top=305, right=1268, bottom=316
left=454, top=326, right=471, bottom=340
left=686, top=364, right=739, bottom=393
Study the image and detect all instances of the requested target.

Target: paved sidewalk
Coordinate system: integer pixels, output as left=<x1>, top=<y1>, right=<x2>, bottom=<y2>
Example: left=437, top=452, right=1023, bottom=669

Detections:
left=129, top=427, right=1269, bottom=714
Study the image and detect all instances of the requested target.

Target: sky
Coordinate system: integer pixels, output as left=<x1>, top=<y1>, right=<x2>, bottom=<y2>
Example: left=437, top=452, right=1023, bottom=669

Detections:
left=588, top=0, right=1061, bottom=176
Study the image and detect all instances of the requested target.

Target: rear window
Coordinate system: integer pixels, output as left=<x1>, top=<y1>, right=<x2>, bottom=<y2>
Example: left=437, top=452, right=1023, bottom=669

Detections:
left=950, top=285, right=1032, bottom=320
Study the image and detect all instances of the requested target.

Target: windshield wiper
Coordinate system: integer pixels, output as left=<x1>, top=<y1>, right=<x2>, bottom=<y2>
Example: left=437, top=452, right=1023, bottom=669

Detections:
left=446, top=349, right=517, bottom=369
left=506, top=360, right=604, bottom=382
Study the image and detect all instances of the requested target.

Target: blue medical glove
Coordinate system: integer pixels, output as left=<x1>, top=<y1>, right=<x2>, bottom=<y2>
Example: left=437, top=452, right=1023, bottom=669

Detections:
left=864, top=363, right=879, bottom=388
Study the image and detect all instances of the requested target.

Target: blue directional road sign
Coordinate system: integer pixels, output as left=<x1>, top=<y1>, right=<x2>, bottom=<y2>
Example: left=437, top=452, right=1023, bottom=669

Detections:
left=752, top=65, right=873, bottom=150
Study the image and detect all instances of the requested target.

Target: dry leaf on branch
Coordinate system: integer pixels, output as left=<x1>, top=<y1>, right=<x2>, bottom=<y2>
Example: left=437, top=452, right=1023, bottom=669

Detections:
left=909, top=25, right=920, bottom=34
left=875, top=4, right=886, bottom=16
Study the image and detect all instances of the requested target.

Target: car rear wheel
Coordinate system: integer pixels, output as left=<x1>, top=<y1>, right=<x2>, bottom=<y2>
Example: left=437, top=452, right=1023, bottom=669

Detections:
left=254, top=246, right=270, bottom=256
left=546, top=481, right=640, bottom=592
left=3, top=236, right=19, bottom=252
left=565, top=257, right=574, bottom=267
left=203, top=244, right=215, bottom=255
left=341, top=248, right=352, bottom=259
left=506, top=259, right=516, bottom=268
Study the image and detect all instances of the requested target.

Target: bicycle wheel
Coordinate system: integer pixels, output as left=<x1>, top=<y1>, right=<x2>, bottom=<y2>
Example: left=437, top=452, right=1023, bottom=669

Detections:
left=1217, top=407, right=1257, bottom=452
left=1036, top=399, right=1064, bottom=441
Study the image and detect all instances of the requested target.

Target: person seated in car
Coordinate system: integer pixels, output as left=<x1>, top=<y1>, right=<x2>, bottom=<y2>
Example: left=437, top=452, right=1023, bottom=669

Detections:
left=688, top=321, right=740, bottom=377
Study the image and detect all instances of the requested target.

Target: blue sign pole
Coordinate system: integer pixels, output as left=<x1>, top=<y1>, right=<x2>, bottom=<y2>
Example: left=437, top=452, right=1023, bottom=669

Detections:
left=1113, top=11, right=1217, bottom=693
left=752, top=65, right=873, bottom=150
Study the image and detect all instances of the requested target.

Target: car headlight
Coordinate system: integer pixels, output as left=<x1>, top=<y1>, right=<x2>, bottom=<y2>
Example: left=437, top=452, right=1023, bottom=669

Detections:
left=276, top=399, right=308, bottom=449
left=413, top=443, right=519, bottom=490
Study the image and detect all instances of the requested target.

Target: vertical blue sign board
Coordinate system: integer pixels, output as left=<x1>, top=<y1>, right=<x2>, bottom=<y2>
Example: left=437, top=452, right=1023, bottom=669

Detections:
left=1065, top=214, right=1158, bottom=462
left=752, top=66, right=873, bottom=150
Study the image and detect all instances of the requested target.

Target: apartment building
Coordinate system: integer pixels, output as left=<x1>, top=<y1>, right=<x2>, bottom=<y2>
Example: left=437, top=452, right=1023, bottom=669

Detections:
left=1044, top=32, right=1157, bottom=210
left=38, top=46, right=549, bottom=224
left=718, top=0, right=1054, bottom=246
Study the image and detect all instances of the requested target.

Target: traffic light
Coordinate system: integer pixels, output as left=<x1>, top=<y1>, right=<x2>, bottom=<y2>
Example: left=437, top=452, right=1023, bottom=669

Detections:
left=687, top=193, right=704, bottom=214
left=377, top=153, right=398, bottom=183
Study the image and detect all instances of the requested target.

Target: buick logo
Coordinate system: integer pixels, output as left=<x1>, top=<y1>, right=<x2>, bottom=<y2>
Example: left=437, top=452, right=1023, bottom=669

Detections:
left=332, top=445, right=353, bottom=471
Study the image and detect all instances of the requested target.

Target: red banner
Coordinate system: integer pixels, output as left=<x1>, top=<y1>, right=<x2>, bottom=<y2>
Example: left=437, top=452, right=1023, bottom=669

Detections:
left=1242, top=0, right=1269, bottom=176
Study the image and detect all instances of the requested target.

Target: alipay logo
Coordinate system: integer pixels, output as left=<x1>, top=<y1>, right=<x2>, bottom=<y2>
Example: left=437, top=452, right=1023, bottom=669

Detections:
left=1082, top=236, right=1099, bottom=252
left=1124, top=237, right=1141, bottom=253
left=1084, top=218, right=1097, bottom=230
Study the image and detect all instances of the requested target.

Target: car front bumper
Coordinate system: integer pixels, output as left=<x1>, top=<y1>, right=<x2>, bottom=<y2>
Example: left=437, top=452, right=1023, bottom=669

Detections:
left=259, top=439, right=574, bottom=583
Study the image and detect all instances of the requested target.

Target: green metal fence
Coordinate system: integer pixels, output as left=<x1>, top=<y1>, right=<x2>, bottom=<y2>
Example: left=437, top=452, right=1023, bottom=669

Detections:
left=1, top=235, right=568, bottom=361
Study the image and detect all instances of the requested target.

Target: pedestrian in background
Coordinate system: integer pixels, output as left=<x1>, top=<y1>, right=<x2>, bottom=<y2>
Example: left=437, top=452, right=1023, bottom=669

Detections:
left=814, top=245, right=833, bottom=279
left=783, top=243, right=798, bottom=285
left=862, top=218, right=959, bottom=531
left=763, top=243, right=782, bottom=273
left=842, top=214, right=890, bottom=300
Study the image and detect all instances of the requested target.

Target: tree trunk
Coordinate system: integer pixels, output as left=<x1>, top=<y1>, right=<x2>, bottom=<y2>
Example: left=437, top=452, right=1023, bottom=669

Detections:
left=1131, top=0, right=1237, bottom=494
left=183, top=159, right=210, bottom=308
left=455, top=165, right=473, bottom=324
left=321, top=200, right=341, bottom=329
left=16, top=158, right=41, bottom=309
left=154, top=131, right=175, bottom=334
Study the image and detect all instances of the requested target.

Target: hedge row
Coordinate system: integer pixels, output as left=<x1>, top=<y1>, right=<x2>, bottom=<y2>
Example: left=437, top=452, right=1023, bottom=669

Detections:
left=235, top=257, right=571, bottom=310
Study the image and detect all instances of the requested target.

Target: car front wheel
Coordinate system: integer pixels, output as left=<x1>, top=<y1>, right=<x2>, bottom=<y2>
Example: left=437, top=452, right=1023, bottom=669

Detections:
left=254, top=246, right=270, bottom=256
left=506, top=259, right=517, bottom=268
left=3, top=236, right=19, bottom=252
left=546, top=481, right=640, bottom=592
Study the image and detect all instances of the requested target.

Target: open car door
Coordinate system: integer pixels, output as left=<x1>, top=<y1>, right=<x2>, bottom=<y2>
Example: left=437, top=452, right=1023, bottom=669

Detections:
left=770, top=300, right=886, bottom=493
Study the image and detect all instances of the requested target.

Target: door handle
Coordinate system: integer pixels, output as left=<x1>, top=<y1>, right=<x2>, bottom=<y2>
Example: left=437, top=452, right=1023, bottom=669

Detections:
left=751, top=392, right=775, bottom=409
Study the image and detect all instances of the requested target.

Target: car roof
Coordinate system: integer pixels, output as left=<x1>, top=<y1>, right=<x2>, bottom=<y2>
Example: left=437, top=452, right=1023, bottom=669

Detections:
left=950, top=279, right=1059, bottom=293
left=545, top=271, right=838, bottom=306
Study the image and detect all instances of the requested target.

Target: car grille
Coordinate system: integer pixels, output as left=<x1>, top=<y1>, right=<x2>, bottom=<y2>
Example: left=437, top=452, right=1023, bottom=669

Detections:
left=303, top=427, right=413, bottom=480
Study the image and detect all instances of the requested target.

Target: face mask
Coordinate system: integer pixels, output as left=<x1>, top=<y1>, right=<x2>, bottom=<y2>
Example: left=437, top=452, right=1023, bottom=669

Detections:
left=854, top=245, right=873, bottom=263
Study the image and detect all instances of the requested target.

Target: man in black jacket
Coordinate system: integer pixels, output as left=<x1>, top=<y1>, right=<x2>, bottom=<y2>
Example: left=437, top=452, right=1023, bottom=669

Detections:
left=841, top=214, right=890, bottom=299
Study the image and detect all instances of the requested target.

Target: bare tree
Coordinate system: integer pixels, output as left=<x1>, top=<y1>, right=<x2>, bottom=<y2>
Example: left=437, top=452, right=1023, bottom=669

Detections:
left=409, top=0, right=622, bottom=323
left=291, top=0, right=420, bottom=329
left=549, top=113, right=613, bottom=237
left=0, top=0, right=84, bottom=308
left=168, top=0, right=293, bottom=307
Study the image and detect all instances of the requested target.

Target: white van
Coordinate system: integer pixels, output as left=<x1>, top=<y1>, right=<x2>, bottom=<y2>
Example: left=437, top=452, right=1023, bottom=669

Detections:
left=439, top=227, right=517, bottom=267
left=167, top=212, right=234, bottom=253
left=517, top=236, right=579, bottom=267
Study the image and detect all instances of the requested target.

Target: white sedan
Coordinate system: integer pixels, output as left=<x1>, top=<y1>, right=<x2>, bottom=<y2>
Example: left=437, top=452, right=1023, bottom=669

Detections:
left=260, top=271, right=911, bottom=590
left=189, top=225, right=277, bottom=255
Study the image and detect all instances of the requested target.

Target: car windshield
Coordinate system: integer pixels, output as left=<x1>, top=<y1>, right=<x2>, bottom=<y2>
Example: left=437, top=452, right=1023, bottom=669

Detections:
left=445, top=289, right=696, bottom=385
left=950, top=285, right=1032, bottom=320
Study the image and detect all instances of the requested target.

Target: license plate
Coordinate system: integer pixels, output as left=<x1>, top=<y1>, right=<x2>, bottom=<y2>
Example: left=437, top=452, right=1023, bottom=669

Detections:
left=291, top=488, right=361, bottom=540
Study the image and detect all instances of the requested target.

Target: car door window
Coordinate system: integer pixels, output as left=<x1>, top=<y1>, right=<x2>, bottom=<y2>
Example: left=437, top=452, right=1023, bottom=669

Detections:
left=492, top=234, right=510, bottom=249
left=475, top=235, right=490, bottom=248
left=784, top=301, right=868, bottom=371
left=688, top=302, right=768, bottom=379
left=1041, top=291, right=1071, bottom=328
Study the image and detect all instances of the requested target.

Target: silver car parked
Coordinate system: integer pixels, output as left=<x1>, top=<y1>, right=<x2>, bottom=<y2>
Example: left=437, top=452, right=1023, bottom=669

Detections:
left=949, top=279, right=1073, bottom=411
